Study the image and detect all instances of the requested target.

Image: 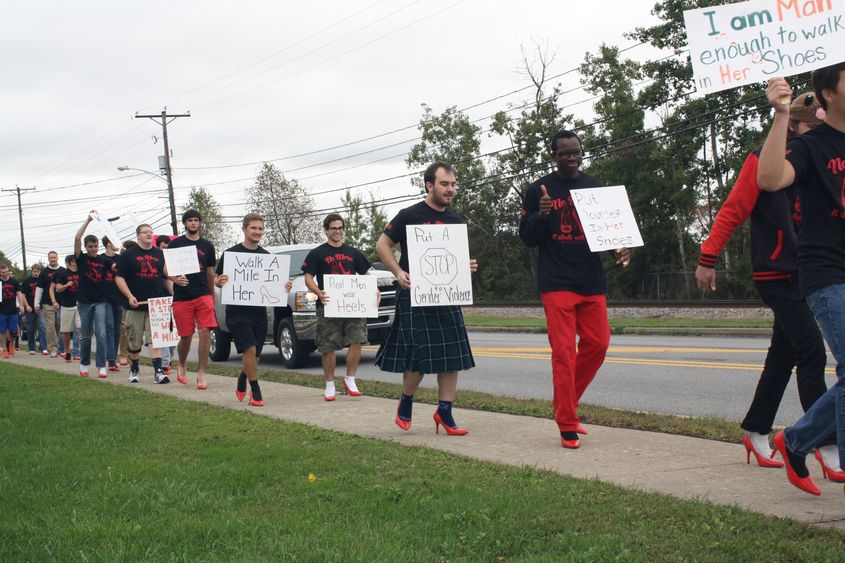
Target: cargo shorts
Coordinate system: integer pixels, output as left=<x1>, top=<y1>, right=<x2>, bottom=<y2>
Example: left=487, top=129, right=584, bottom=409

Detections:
left=315, top=307, right=367, bottom=353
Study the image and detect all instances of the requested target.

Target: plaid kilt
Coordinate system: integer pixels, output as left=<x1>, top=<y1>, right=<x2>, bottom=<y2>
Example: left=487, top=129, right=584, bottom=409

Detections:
left=375, top=288, right=475, bottom=374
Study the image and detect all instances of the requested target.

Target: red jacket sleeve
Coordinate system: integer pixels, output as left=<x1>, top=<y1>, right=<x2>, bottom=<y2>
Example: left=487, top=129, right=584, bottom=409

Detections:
left=699, top=152, right=760, bottom=268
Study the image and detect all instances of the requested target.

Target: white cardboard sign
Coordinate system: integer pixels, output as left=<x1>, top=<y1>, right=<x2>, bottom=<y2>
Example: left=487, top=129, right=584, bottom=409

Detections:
left=405, top=224, right=473, bottom=307
left=684, top=0, right=845, bottom=95
left=569, top=185, right=644, bottom=252
left=221, top=251, right=290, bottom=306
left=163, top=246, right=201, bottom=276
left=90, top=210, right=123, bottom=249
left=322, top=274, right=378, bottom=318
left=148, top=296, right=180, bottom=349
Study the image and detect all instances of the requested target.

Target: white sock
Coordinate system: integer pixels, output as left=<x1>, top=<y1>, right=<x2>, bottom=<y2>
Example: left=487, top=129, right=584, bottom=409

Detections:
left=325, top=381, right=336, bottom=396
left=344, top=376, right=359, bottom=393
left=748, top=432, right=773, bottom=457
left=818, top=445, right=842, bottom=471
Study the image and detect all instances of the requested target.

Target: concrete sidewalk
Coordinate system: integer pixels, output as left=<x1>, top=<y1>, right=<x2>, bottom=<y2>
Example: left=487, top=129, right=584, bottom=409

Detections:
left=8, top=352, right=845, bottom=530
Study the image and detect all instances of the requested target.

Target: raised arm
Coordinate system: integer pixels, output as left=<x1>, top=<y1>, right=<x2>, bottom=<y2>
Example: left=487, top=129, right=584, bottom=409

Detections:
left=757, top=78, right=796, bottom=192
left=74, top=212, right=94, bottom=257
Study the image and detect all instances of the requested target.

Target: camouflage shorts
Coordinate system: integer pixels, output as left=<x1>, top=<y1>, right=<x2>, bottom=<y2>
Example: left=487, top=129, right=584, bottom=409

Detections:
left=315, top=307, right=368, bottom=353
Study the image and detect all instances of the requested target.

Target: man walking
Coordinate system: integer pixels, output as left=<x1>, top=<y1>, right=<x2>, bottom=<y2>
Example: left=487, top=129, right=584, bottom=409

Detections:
left=101, top=236, right=122, bottom=371
left=375, top=162, right=478, bottom=435
left=520, top=130, right=629, bottom=449
left=50, top=255, right=80, bottom=366
left=215, top=213, right=292, bottom=407
left=21, top=264, right=46, bottom=354
left=115, top=224, right=171, bottom=384
left=166, top=210, right=217, bottom=389
left=35, top=251, right=64, bottom=357
left=0, top=264, right=27, bottom=359
left=302, top=213, right=375, bottom=401
left=75, top=214, right=113, bottom=378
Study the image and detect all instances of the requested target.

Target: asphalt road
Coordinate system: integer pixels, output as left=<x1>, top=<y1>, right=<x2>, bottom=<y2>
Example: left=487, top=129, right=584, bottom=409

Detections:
left=193, top=332, right=838, bottom=427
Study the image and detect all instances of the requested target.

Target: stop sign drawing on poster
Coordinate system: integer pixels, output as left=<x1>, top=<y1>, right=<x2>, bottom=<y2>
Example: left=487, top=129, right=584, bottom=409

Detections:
left=406, top=224, right=473, bottom=307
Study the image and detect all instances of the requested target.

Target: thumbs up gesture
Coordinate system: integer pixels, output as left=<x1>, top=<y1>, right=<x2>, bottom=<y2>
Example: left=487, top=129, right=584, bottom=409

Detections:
left=539, top=185, right=552, bottom=217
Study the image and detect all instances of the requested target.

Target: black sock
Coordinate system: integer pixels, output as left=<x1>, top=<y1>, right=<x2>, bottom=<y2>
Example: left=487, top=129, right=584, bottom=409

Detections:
left=561, top=431, right=578, bottom=441
left=249, top=380, right=262, bottom=401
left=237, top=372, right=248, bottom=392
left=152, top=358, right=162, bottom=372
left=130, top=359, right=139, bottom=372
left=786, top=447, right=809, bottom=478
left=437, top=400, right=457, bottom=427
left=398, top=393, right=414, bottom=421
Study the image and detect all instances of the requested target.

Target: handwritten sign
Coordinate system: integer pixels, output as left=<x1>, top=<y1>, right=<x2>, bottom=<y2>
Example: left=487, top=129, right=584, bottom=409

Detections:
left=148, top=296, right=180, bottom=348
left=569, top=185, right=644, bottom=252
left=684, top=0, right=845, bottom=95
left=163, top=246, right=201, bottom=276
left=322, top=274, right=378, bottom=318
left=221, top=251, right=290, bottom=306
left=90, top=210, right=123, bottom=249
left=405, top=224, right=473, bottom=307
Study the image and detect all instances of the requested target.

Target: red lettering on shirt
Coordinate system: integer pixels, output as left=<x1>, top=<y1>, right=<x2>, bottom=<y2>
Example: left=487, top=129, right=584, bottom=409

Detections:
left=135, top=255, right=161, bottom=278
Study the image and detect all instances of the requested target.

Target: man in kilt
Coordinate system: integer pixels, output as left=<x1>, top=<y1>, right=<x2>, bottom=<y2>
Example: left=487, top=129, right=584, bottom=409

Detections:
left=375, top=162, right=478, bottom=435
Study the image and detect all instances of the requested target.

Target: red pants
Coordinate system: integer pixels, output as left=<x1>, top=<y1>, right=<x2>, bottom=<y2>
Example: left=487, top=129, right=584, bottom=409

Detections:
left=542, top=291, right=610, bottom=432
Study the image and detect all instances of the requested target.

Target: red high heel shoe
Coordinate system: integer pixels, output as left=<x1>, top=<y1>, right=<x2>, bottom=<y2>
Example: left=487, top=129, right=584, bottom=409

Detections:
left=433, top=411, right=468, bottom=436
left=561, top=437, right=581, bottom=449
left=743, top=435, right=784, bottom=468
left=575, top=423, right=589, bottom=435
left=342, top=379, right=363, bottom=397
left=395, top=401, right=411, bottom=431
left=814, top=449, right=845, bottom=482
left=249, top=396, right=264, bottom=407
left=235, top=390, right=246, bottom=402
left=773, top=431, right=821, bottom=496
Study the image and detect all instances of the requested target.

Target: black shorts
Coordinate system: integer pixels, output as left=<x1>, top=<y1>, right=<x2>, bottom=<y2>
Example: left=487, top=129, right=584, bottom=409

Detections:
left=227, top=312, right=267, bottom=356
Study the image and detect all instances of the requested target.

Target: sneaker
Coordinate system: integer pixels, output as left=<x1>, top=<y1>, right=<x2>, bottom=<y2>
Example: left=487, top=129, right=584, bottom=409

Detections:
left=49, top=352, right=57, bottom=358
left=98, top=367, right=108, bottom=378
left=79, top=365, right=89, bottom=378
left=128, top=370, right=139, bottom=383
left=29, top=350, right=36, bottom=355
left=155, top=372, right=170, bottom=384
left=42, top=350, right=49, bottom=355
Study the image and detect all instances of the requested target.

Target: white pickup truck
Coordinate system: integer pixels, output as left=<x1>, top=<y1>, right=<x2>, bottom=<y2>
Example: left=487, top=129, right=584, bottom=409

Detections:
left=210, top=243, right=398, bottom=368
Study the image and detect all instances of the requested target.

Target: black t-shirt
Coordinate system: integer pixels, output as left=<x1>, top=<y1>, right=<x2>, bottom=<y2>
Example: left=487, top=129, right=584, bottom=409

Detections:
left=37, top=266, right=64, bottom=305
left=0, top=278, right=21, bottom=315
left=100, top=253, right=122, bottom=304
left=76, top=251, right=111, bottom=304
left=786, top=123, right=845, bottom=296
left=301, top=243, right=371, bottom=295
left=167, top=235, right=217, bottom=301
left=53, top=269, right=79, bottom=308
left=216, top=243, right=271, bottom=318
left=117, top=245, right=168, bottom=311
left=519, top=172, right=607, bottom=295
left=383, top=200, right=465, bottom=273
left=21, top=275, right=39, bottom=308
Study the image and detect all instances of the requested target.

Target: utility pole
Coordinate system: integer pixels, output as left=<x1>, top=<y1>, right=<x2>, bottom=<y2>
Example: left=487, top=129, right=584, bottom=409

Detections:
left=1, top=185, right=36, bottom=272
left=135, top=109, right=190, bottom=235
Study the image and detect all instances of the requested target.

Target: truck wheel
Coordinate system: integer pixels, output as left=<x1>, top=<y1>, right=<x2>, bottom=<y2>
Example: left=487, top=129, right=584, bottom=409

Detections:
left=210, top=328, right=231, bottom=362
left=277, top=317, right=307, bottom=368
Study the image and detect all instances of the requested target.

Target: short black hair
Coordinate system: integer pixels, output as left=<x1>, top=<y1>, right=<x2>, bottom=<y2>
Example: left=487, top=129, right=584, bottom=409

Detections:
left=182, top=209, right=202, bottom=223
left=422, top=162, right=455, bottom=193
left=155, top=236, right=170, bottom=248
left=323, top=213, right=344, bottom=230
left=101, top=235, right=113, bottom=247
left=812, top=63, right=845, bottom=111
left=83, top=234, right=99, bottom=246
left=65, top=254, right=76, bottom=264
left=550, top=130, right=582, bottom=153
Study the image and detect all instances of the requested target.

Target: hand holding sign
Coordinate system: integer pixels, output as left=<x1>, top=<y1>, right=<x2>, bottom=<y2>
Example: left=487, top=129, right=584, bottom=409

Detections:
left=767, top=77, right=792, bottom=112
left=163, top=247, right=201, bottom=277
left=569, top=186, right=644, bottom=253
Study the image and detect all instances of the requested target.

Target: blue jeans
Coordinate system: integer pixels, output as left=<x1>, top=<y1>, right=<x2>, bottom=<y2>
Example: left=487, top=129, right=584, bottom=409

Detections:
left=105, top=302, right=123, bottom=363
left=786, top=282, right=845, bottom=464
left=25, top=312, right=47, bottom=352
left=78, top=302, right=108, bottom=368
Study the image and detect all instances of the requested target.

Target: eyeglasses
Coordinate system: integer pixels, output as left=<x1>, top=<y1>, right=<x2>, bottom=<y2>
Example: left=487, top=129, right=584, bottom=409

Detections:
left=138, top=230, right=153, bottom=235
left=553, top=150, right=582, bottom=159
left=327, top=226, right=344, bottom=232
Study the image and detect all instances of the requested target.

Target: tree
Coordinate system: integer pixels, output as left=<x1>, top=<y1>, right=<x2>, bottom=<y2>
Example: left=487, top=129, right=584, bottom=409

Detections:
left=340, top=189, right=388, bottom=262
left=180, top=186, right=233, bottom=251
left=245, top=163, right=321, bottom=246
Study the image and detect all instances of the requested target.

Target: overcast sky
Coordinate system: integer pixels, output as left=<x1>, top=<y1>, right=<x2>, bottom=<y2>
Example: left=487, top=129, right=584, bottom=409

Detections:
left=0, top=0, right=664, bottom=268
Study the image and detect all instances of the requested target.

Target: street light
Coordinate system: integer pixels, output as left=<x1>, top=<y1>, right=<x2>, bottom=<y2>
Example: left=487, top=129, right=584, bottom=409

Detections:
left=117, top=165, right=178, bottom=235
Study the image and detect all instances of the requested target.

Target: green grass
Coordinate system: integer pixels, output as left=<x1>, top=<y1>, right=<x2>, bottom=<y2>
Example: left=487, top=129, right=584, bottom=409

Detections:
left=463, top=315, right=773, bottom=332
left=1, top=363, right=843, bottom=561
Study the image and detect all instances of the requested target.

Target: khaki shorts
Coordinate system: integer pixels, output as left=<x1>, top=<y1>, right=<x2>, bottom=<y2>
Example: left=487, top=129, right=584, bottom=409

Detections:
left=124, top=309, right=153, bottom=351
left=315, top=308, right=367, bottom=353
left=60, top=306, right=81, bottom=333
